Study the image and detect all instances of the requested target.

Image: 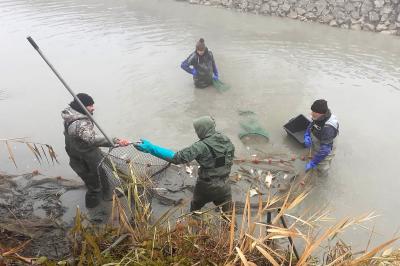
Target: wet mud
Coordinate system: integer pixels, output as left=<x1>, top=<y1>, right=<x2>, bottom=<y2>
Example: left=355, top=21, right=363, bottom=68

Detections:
left=0, top=171, right=84, bottom=261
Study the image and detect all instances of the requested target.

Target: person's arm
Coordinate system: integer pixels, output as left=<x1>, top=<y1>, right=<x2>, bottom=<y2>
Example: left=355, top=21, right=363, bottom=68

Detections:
left=181, top=53, right=196, bottom=75
left=306, top=126, right=336, bottom=170
left=135, top=139, right=205, bottom=164
left=309, top=144, right=332, bottom=165
left=170, top=142, right=204, bottom=164
left=304, top=122, right=313, bottom=148
left=210, top=52, right=218, bottom=78
left=70, top=120, right=114, bottom=147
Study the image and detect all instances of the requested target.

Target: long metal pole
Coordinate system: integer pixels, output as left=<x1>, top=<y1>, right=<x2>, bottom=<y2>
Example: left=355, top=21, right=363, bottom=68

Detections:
left=27, top=36, right=114, bottom=146
left=279, top=212, right=300, bottom=260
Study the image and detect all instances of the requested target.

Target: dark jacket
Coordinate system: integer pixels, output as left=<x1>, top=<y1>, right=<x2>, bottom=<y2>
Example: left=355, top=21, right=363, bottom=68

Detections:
left=310, top=110, right=339, bottom=145
left=307, top=109, right=339, bottom=165
left=181, top=48, right=218, bottom=88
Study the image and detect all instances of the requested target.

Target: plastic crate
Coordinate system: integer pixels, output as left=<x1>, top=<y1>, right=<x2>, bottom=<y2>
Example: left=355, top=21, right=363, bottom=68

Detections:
left=283, top=114, right=311, bottom=145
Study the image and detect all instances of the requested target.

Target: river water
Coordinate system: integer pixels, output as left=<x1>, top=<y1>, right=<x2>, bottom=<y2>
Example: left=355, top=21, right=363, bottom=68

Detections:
left=1, top=0, right=400, bottom=248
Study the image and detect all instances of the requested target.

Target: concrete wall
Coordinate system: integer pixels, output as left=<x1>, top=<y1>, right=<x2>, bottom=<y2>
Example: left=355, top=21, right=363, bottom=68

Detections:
left=184, top=0, right=400, bottom=35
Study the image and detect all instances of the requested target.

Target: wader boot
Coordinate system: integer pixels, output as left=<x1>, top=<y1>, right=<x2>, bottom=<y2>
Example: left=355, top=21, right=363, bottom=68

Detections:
left=311, top=134, right=336, bottom=177
left=190, top=176, right=232, bottom=213
left=194, top=75, right=213, bottom=88
left=67, top=148, right=109, bottom=208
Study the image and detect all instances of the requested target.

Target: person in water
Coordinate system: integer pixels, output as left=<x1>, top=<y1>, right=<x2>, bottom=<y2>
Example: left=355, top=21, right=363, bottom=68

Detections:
left=304, top=99, right=339, bottom=176
left=181, top=38, right=219, bottom=88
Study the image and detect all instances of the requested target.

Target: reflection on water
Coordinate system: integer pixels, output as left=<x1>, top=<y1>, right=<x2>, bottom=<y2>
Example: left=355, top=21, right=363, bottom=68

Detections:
left=0, top=90, right=7, bottom=100
left=1, top=0, right=400, bottom=245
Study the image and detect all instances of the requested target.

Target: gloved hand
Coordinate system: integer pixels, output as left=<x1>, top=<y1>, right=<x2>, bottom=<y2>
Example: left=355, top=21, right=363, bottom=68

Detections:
left=135, top=139, right=153, bottom=153
left=304, top=131, right=312, bottom=148
left=192, top=68, right=198, bottom=76
left=134, top=139, right=175, bottom=160
left=305, top=161, right=317, bottom=172
left=212, top=73, right=219, bottom=81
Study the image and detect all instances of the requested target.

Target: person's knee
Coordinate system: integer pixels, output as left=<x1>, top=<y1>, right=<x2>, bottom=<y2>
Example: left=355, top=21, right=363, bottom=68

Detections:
left=69, top=160, right=88, bottom=176
left=317, top=169, right=329, bottom=177
left=82, top=172, right=101, bottom=190
left=317, top=164, right=330, bottom=177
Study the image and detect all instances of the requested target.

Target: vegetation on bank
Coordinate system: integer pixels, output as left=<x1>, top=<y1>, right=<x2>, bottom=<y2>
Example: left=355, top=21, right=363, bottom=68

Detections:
left=1, top=140, right=399, bottom=265
left=2, top=171, right=400, bottom=265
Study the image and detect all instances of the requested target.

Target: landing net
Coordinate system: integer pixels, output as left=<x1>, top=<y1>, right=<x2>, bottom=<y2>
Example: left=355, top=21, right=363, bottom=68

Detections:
left=98, top=144, right=171, bottom=192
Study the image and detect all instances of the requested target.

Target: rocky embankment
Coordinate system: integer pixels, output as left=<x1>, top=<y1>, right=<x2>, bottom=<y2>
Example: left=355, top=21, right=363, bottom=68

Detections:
left=184, top=0, right=400, bottom=35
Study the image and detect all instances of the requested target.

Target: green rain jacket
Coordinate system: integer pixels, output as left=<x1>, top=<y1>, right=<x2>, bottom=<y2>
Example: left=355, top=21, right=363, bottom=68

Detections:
left=169, top=116, right=235, bottom=180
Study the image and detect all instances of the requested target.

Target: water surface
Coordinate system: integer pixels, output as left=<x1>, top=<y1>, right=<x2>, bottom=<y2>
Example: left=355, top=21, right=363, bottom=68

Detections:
left=1, top=0, right=400, bottom=247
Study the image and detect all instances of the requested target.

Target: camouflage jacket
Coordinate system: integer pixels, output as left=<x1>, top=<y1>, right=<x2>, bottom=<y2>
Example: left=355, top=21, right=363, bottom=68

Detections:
left=61, top=107, right=111, bottom=153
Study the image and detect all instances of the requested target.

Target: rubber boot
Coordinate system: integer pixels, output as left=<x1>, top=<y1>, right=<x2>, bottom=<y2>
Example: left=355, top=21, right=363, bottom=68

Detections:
left=85, top=191, right=100, bottom=208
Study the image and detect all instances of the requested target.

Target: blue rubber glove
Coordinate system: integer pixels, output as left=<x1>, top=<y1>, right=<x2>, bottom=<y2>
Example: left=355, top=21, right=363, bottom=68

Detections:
left=304, top=124, right=312, bottom=148
left=305, top=161, right=317, bottom=172
left=135, top=139, right=175, bottom=160
left=135, top=139, right=153, bottom=153
left=305, top=143, right=332, bottom=172
left=212, top=73, right=219, bottom=81
left=304, top=133, right=312, bottom=148
left=312, top=144, right=332, bottom=165
left=192, top=68, right=198, bottom=76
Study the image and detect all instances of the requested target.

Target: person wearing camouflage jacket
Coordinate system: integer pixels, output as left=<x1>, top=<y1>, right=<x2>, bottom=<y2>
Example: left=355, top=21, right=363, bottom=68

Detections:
left=135, top=116, right=235, bottom=212
left=61, top=93, right=128, bottom=208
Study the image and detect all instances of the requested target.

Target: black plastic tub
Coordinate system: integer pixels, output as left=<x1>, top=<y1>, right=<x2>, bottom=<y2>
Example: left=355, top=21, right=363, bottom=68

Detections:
left=283, top=114, right=311, bottom=145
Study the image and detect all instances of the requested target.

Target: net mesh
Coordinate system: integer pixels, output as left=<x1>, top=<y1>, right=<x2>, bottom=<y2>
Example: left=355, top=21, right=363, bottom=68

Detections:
left=95, top=143, right=300, bottom=212
left=98, top=144, right=171, bottom=192
left=212, top=80, right=230, bottom=92
left=238, top=110, right=269, bottom=141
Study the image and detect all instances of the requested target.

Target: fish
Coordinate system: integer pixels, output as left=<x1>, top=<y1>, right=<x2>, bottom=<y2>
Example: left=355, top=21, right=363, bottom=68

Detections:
left=153, top=187, right=168, bottom=191
left=185, top=165, right=194, bottom=177
left=265, top=171, right=273, bottom=188
left=249, top=188, right=259, bottom=197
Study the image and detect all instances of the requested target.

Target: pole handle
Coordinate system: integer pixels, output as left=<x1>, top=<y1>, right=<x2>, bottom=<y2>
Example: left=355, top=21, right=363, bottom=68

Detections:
left=26, top=36, right=114, bottom=146
left=27, top=36, right=39, bottom=50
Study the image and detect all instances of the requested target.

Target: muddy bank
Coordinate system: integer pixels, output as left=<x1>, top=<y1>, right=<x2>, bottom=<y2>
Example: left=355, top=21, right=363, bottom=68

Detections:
left=0, top=141, right=301, bottom=263
left=0, top=172, right=84, bottom=262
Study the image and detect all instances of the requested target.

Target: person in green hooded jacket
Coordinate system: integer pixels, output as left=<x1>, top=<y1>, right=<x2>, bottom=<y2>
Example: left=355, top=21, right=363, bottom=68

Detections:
left=135, top=116, right=235, bottom=212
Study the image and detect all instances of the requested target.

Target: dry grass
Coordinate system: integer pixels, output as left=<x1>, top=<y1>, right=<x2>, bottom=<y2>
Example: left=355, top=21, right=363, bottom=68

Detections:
left=2, top=162, right=399, bottom=265
left=0, top=137, right=58, bottom=168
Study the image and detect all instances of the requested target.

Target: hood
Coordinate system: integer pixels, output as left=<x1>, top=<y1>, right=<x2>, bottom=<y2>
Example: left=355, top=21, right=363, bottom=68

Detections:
left=61, top=106, right=88, bottom=125
left=193, top=116, right=216, bottom=139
